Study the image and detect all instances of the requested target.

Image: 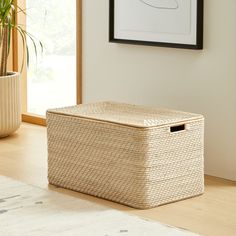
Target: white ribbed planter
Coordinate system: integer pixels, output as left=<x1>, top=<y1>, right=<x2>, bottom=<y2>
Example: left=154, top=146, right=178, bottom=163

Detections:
left=0, top=72, right=21, bottom=138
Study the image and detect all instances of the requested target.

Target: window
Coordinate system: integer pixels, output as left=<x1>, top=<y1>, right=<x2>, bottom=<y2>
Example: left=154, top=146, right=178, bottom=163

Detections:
left=15, top=0, right=82, bottom=124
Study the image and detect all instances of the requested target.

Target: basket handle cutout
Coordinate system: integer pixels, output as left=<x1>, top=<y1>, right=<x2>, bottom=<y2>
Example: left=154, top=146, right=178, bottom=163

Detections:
left=170, top=124, right=185, bottom=133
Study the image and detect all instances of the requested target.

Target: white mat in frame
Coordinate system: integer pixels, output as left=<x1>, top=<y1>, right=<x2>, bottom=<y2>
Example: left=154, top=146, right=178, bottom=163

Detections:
left=0, top=176, right=199, bottom=236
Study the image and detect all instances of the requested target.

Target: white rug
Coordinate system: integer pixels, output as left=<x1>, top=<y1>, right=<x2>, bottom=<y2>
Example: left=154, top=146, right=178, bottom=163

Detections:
left=0, top=176, right=198, bottom=236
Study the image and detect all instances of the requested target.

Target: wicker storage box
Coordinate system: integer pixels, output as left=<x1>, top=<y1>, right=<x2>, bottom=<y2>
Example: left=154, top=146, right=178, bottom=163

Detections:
left=47, top=102, right=204, bottom=209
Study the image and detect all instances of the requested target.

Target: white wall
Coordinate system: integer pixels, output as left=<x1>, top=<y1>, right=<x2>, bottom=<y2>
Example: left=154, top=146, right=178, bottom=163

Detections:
left=82, top=0, right=236, bottom=181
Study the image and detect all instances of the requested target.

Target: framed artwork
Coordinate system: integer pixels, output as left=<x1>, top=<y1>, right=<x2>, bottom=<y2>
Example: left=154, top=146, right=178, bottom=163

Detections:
left=109, top=0, right=204, bottom=49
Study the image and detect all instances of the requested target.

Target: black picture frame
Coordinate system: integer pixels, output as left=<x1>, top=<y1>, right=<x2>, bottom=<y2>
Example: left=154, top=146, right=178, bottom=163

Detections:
left=109, top=0, right=204, bottom=50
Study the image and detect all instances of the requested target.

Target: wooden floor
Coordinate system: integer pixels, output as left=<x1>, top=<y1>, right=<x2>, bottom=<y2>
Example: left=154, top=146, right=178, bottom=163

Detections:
left=0, top=123, right=235, bottom=236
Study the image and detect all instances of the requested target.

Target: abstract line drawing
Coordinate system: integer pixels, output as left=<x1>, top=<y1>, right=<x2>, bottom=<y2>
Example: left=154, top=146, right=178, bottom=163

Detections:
left=109, top=0, right=204, bottom=49
left=139, top=0, right=179, bottom=10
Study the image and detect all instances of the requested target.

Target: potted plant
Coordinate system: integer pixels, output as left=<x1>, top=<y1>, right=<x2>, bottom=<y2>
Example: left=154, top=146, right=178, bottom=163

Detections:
left=0, top=0, right=41, bottom=137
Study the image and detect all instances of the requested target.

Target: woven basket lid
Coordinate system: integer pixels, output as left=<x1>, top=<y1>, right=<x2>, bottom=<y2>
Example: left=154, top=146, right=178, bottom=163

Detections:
left=47, top=101, right=203, bottom=128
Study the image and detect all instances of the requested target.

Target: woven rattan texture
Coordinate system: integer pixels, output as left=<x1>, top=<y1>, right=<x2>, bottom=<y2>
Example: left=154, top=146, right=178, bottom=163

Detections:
left=47, top=102, right=203, bottom=128
left=47, top=104, right=204, bottom=209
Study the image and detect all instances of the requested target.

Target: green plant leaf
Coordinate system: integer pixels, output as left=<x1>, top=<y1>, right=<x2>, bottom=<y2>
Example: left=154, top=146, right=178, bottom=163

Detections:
left=0, top=0, right=43, bottom=76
